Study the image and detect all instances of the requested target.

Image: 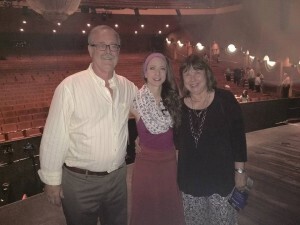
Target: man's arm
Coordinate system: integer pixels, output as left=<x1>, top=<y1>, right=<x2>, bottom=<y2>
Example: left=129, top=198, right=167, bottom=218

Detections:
left=38, top=83, right=73, bottom=206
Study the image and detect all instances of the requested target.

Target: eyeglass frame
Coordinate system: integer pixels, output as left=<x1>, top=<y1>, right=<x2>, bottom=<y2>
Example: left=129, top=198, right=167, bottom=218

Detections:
left=89, top=43, right=121, bottom=52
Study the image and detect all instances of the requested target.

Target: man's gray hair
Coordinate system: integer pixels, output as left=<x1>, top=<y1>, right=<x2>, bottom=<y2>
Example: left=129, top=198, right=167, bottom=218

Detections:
left=88, top=25, right=120, bottom=45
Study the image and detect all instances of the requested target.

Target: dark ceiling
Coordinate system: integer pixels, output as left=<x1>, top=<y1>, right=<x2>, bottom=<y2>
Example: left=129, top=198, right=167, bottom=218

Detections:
left=0, top=0, right=243, bottom=36
left=0, top=0, right=243, bottom=10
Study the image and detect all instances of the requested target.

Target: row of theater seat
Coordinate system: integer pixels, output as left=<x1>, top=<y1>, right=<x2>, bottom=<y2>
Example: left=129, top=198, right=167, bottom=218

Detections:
left=0, top=106, right=49, bottom=142
left=0, top=111, right=48, bottom=123
left=0, top=53, right=146, bottom=143
left=0, top=119, right=46, bottom=142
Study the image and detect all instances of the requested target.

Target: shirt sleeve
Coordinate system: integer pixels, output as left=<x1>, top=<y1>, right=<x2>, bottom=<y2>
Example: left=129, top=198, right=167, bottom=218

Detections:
left=226, top=91, right=247, bottom=162
left=38, top=82, right=74, bottom=185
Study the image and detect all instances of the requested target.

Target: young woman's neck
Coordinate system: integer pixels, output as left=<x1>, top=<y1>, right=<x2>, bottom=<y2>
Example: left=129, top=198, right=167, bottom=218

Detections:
left=147, top=84, right=162, bottom=102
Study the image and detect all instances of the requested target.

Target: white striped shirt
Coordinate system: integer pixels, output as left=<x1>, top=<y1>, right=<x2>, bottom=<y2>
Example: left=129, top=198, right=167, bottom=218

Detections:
left=38, top=64, right=138, bottom=185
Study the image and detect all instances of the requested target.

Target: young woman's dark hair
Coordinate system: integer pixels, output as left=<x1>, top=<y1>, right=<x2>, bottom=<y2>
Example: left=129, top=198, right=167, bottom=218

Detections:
left=142, top=53, right=181, bottom=129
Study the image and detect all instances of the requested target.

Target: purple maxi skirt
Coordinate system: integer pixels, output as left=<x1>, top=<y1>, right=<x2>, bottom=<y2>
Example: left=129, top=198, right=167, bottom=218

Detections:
left=130, top=146, right=185, bottom=225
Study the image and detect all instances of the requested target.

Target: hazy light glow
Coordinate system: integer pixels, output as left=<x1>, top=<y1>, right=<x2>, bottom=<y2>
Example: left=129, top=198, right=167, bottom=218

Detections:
left=134, top=31, right=138, bottom=34
left=166, top=24, right=169, bottom=28
left=264, top=55, right=276, bottom=71
left=57, top=22, right=61, bottom=26
left=82, top=30, right=86, bottom=34
left=158, top=30, right=162, bottom=34
left=53, top=29, right=56, bottom=33
left=141, top=24, right=144, bottom=28
left=22, top=21, right=27, bottom=24
left=227, top=44, right=237, bottom=53
left=263, top=55, right=270, bottom=61
left=249, top=55, right=255, bottom=60
left=20, top=28, right=24, bottom=32
left=267, top=60, right=276, bottom=67
left=115, top=24, right=118, bottom=28
left=196, top=42, right=204, bottom=51
left=87, top=23, right=91, bottom=27
left=177, top=40, right=183, bottom=47
left=166, top=38, right=171, bottom=45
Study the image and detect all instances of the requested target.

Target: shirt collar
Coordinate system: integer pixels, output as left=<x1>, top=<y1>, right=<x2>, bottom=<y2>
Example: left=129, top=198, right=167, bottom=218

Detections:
left=88, top=63, right=117, bottom=87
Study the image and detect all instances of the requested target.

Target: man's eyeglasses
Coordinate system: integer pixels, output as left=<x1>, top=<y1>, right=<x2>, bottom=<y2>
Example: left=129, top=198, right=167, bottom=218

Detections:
left=89, top=43, right=120, bottom=52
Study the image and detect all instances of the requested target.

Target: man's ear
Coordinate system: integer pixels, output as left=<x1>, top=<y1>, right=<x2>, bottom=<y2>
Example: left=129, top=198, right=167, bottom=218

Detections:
left=88, top=45, right=93, bottom=58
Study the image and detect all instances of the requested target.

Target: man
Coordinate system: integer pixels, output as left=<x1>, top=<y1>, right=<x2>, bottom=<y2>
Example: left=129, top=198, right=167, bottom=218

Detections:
left=38, top=25, right=137, bottom=225
left=281, top=72, right=291, bottom=98
left=247, top=67, right=255, bottom=91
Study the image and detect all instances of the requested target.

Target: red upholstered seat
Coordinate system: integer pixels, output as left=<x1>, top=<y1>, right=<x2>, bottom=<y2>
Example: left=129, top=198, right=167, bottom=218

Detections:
left=19, top=114, right=33, bottom=122
left=7, top=131, right=24, bottom=141
left=4, top=117, right=19, bottom=124
left=0, top=133, right=6, bottom=142
left=24, top=128, right=42, bottom=137
left=17, top=121, right=32, bottom=131
left=1, top=123, right=18, bottom=133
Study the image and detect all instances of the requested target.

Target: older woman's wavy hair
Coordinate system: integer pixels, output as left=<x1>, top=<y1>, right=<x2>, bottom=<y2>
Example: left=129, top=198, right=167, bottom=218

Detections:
left=179, top=54, right=217, bottom=97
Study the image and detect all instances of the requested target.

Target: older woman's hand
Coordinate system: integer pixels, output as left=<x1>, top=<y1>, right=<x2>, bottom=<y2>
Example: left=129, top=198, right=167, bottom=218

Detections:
left=235, top=172, right=247, bottom=190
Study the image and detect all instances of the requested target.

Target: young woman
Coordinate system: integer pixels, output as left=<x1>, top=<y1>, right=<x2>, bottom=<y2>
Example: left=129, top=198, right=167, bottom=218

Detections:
left=130, top=53, right=185, bottom=225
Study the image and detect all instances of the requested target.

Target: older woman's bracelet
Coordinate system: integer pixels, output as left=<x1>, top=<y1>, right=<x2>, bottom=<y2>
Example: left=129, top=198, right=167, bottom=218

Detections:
left=235, top=168, right=246, bottom=174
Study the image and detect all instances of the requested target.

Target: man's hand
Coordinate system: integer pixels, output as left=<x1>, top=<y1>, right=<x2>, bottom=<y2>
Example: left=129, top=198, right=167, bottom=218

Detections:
left=135, top=136, right=141, bottom=153
left=44, top=184, right=64, bottom=206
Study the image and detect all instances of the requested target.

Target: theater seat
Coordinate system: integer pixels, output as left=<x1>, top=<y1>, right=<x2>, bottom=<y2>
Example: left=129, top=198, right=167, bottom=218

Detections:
left=7, top=131, right=24, bottom=141
left=4, top=117, right=19, bottom=124
left=0, top=133, right=5, bottom=142
left=31, top=119, right=46, bottom=129
left=1, top=123, right=18, bottom=133
left=1, top=123, right=24, bottom=141
left=17, top=121, right=32, bottom=131
left=24, top=128, right=42, bottom=137
left=19, top=114, right=33, bottom=122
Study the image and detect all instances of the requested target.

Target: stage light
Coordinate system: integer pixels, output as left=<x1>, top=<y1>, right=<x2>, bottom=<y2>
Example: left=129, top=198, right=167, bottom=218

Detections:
left=263, top=55, right=277, bottom=71
left=196, top=42, right=204, bottom=51
left=227, top=44, right=237, bottom=53
left=267, top=60, right=276, bottom=67
left=263, top=55, right=270, bottom=61
left=177, top=40, right=183, bottom=48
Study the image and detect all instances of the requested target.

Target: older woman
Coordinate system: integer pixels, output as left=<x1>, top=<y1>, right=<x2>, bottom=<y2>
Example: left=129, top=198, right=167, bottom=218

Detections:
left=176, top=54, right=247, bottom=225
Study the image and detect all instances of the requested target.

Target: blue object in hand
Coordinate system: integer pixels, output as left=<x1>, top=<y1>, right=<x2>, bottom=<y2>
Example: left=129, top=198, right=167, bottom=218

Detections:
left=228, top=188, right=248, bottom=211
